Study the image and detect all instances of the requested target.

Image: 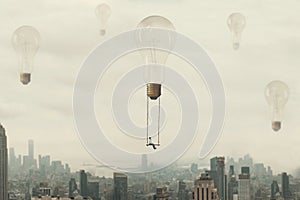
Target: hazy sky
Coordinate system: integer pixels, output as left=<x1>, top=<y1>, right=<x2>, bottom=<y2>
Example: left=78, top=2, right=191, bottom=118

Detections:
left=1, top=0, right=300, bottom=175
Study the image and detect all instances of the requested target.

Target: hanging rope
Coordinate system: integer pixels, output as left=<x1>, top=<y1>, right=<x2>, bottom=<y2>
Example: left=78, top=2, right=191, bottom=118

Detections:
left=146, top=95, right=149, bottom=144
left=157, top=97, right=161, bottom=145
left=146, top=92, right=161, bottom=147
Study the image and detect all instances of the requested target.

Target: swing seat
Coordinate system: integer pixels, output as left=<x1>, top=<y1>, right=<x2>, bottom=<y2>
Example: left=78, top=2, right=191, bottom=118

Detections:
left=146, top=143, right=159, bottom=150
left=146, top=143, right=160, bottom=146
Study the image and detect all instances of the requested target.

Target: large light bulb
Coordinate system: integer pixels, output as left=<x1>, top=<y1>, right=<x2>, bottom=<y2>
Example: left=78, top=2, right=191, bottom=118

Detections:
left=12, top=25, right=40, bottom=85
left=95, top=3, right=112, bottom=36
left=136, top=15, right=176, bottom=100
left=265, top=80, right=289, bottom=131
left=227, top=13, right=246, bottom=50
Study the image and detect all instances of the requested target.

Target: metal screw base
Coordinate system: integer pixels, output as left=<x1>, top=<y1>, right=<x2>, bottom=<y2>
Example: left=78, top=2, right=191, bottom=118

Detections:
left=147, top=83, right=161, bottom=100
left=272, top=121, right=281, bottom=131
left=20, top=73, right=31, bottom=85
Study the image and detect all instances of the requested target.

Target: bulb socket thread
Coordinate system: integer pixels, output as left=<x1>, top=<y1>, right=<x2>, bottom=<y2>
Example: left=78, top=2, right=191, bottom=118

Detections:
left=272, top=121, right=281, bottom=132
left=147, top=83, right=161, bottom=100
left=20, top=73, right=31, bottom=85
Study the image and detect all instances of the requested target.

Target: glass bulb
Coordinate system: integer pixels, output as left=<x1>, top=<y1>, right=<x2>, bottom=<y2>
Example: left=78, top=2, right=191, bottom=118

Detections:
left=95, top=3, right=112, bottom=36
left=265, top=80, right=289, bottom=131
left=136, top=15, right=176, bottom=85
left=12, top=25, right=40, bottom=85
left=227, top=13, right=246, bottom=50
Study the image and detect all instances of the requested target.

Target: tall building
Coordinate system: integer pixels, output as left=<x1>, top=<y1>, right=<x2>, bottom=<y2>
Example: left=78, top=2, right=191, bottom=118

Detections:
left=51, top=160, right=64, bottom=174
left=28, top=139, right=34, bottom=160
left=282, top=172, right=290, bottom=199
left=253, top=163, right=267, bottom=177
left=38, top=155, right=50, bottom=176
left=228, top=172, right=238, bottom=200
left=228, top=165, right=235, bottom=178
left=38, top=155, right=50, bottom=169
left=17, top=154, right=22, bottom=167
left=8, top=147, right=16, bottom=176
left=0, top=124, right=8, bottom=200
left=80, top=170, right=88, bottom=197
left=113, top=172, right=128, bottom=200
left=69, top=178, right=77, bottom=198
left=23, top=139, right=37, bottom=170
left=228, top=165, right=238, bottom=200
left=207, top=156, right=226, bottom=200
left=193, top=173, right=218, bottom=200
left=271, top=180, right=280, bottom=200
left=9, top=147, right=16, bottom=167
left=178, top=180, right=189, bottom=200
left=23, top=155, right=30, bottom=169
left=88, top=181, right=100, bottom=200
left=238, top=167, right=250, bottom=200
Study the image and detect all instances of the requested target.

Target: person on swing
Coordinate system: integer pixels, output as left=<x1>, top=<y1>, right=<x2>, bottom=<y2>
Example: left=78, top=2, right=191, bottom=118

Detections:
left=147, top=137, right=157, bottom=150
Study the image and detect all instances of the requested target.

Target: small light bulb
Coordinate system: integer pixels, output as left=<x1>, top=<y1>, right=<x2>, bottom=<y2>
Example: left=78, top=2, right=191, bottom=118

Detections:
left=265, top=80, right=289, bottom=131
left=12, top=25, right=40, bottom=85
left=227, top=13, right=246, bottom=50
left=95, top=3, right=112, bottom=36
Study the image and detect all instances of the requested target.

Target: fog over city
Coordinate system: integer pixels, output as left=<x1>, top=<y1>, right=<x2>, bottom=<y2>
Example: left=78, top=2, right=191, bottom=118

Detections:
left=1, top=0, right=300, bottom=175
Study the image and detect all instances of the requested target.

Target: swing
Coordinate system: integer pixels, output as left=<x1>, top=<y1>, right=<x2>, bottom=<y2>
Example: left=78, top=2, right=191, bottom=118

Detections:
left=146, top=96, right=161, bottom=150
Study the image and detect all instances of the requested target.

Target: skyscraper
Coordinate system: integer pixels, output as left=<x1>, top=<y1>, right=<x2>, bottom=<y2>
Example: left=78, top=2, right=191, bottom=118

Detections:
left=113, top=172, right=128, bottom=200
left=207, top=156, right=226, bottom=200
left=193, top=173, right=218, bottom=200
left=0, top=124, right=8, bottom=200
left=282, top=172, right=290, bottom=199
left=24, top=139, right=37, bottom=170
left=178, top=180, right=189, bottom=200
left=80, top=170, right=88, bottom=197
left=271, top=180, right=279, bottom=200
left=228, top=165, right=235, bottom=178
left=228, top=175, right=238, bottom=200
left=28, top=139, right=34, bottom=160
left=238, top=167, right=250, bottom=200
left=69, top=178, right=77, bottom=198
left=9, top=147, right=16, bottom=167
left=38, top=155, right=50, bottom=169
left=8, top=147, right=16, bottom=176
left=88, top=181, right=100, bottom=200
left=228, top=165, right=237, bottom=200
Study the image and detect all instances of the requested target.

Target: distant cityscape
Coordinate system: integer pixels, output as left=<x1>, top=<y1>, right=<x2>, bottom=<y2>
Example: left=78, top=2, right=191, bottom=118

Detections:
left=1, top=124, right=300, bottom=200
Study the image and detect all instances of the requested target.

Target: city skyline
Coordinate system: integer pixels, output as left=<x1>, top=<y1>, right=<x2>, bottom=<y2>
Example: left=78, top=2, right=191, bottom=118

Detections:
left=7, top=150, right=300, bottom=199
left=1, top=0, right=300, bottom=176
left=6, top=138, right=300, bottom=179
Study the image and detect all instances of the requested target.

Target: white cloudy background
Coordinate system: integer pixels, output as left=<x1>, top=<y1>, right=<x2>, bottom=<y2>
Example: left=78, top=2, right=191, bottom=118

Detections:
left=1, top=0, right=300, bottom=175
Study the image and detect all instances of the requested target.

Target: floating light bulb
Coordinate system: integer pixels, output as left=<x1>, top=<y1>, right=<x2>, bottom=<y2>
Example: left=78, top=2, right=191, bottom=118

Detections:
left=265, top=80, right=289, bottom=131
left=227, top=13, right=246, bottom=50
left=12, top=25, right=40, bottom=85
left=136, top=15, right=176, bottom=100
left=95, top=3, right=112, bottom=36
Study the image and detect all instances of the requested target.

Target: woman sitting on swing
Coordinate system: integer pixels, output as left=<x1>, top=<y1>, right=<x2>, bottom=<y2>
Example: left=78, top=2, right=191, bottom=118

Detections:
left=147, top=137, right=157, bottom=150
